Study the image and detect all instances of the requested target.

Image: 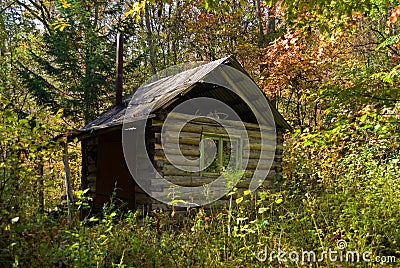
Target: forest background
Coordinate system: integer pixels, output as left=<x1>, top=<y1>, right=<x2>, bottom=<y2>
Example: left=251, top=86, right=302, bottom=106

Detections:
left=0, top=0, right=399, bottom=266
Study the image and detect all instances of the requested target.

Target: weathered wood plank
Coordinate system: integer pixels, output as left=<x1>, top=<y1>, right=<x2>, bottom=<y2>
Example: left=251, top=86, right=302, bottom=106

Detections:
left=154, top=147, right=200, bottom=158
left=163, top=164, right=200, bottom=176
left=156, top=128, right=277, bottom=140
left=163, top=135, right=201, bottom=146
left=162, top=163, right=279, bottom=177
left=155, top=140, right=282, bottom=153
left=155, top=143, right=196, bottom=151
left=154, top=145, right=281, bottom=162
left=154, top=150, right=280, bottom=170
left=165, top=175, right=216, bottom=187
left=161, top=112, right=275, bottom=131
left=244, top=159, right=275, bottom=170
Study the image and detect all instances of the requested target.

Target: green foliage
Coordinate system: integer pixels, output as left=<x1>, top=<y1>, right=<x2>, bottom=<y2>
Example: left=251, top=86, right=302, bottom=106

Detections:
left=0, top=1, right=399, bottom=267
left=17, top=1, right=122, bottom=123
left=282, top=0, right=398, bottom=28
left=1, top=139, right=399, bottom=266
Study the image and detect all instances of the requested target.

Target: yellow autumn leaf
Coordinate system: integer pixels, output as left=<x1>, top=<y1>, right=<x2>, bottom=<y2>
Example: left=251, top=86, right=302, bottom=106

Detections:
left=60, top=0, right=71, bottom=8
left=50, top=20, right=71, bottom=32
left=275, top=198, right=283, bottom=204
left=58, top=24, right=70, bottom=32
left=124, top=2, right=146, bottom=22
left=236, top=197, right=243, bottom=204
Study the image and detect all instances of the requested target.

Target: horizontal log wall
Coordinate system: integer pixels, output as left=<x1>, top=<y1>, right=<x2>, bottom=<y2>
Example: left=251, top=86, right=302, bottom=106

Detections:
left=150, top=112, right=284, bottom=209
left=80, top=112, right=285, bottom=212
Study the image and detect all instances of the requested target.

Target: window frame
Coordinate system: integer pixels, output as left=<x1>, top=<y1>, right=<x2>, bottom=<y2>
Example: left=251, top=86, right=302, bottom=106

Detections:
left=199, top=133, right=242, bottom=176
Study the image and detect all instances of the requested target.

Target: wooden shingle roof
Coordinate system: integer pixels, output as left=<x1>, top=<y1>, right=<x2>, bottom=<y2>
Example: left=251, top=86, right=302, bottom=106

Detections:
left=75, top=56, right=291, bottom=138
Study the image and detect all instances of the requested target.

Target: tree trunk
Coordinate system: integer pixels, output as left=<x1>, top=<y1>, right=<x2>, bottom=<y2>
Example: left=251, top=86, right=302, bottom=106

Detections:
left=255, top=0, right=264, bottom=48
left=62, top=142, right=74, bottom=228
left=145, top=3, right=157, bottom=75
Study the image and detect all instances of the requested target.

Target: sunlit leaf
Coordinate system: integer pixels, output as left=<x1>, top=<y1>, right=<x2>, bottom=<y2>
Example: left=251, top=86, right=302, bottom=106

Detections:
left=258, top=207, right=269, bottom=213
left=11, top=217, right=19, bottom=224
left=236, top=197, right=243, bottom=204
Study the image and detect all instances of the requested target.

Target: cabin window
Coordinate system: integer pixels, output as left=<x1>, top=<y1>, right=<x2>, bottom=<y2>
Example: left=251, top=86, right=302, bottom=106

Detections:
left=200, top=134, right=242, bottom=175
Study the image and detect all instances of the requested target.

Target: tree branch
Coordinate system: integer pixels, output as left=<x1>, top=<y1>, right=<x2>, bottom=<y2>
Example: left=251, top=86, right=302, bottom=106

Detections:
left=362, top=93, right=400, bottom=102
left=371, top=27, right=400, bottom=57
left=0, top=0, right=16, bottom=15
left=15, top=0, right=51, bottom=33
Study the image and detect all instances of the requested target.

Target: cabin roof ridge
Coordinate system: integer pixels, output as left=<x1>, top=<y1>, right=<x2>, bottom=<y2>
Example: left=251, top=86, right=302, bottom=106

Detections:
left=73, top=56, right=291, bottom=138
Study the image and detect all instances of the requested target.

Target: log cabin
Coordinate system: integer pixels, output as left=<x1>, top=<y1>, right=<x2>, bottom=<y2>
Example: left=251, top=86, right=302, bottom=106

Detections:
left=71, top=54, right=291, bottom=212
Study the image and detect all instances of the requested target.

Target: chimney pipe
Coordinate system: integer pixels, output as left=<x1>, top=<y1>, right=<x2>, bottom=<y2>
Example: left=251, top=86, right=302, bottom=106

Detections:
left=115, top=33, right=123, bottom=106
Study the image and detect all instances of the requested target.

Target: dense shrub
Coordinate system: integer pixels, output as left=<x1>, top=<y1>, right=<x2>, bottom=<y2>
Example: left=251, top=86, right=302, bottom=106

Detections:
left=1, top=101, right=399, bottom=267
left=1, top=139, right=399, bottom=267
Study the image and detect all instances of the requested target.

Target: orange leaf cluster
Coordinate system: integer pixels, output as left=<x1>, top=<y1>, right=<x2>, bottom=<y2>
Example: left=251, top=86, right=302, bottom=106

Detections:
left=259, top=28, right=359, bottom=128
left=385, top=5, right=400, bottom=34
